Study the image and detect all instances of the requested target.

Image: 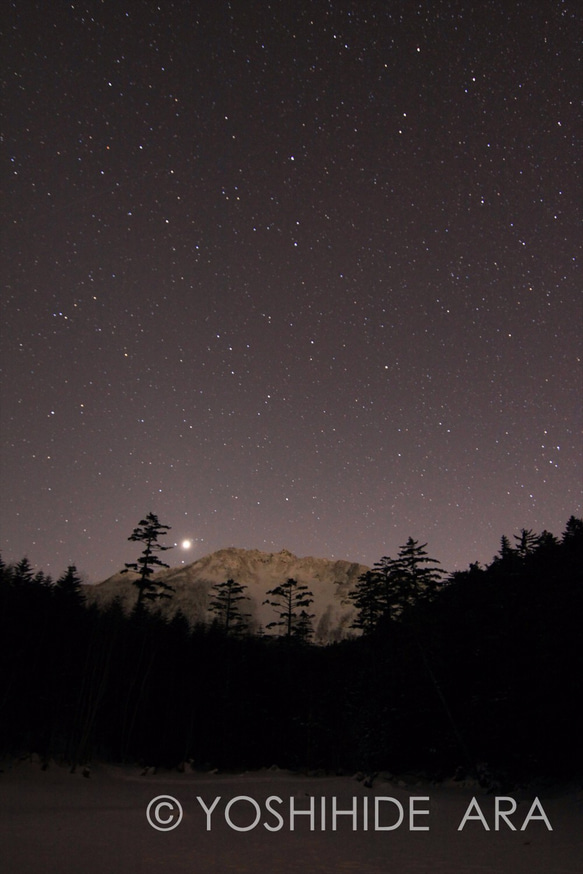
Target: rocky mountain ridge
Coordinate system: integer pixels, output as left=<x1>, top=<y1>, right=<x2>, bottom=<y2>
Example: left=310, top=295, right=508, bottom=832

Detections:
left=86, top=547, right=370, bottom=643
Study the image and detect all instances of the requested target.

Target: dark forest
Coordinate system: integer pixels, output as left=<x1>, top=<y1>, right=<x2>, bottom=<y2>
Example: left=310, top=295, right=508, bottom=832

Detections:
left=1, top=517, right=581, bottom=786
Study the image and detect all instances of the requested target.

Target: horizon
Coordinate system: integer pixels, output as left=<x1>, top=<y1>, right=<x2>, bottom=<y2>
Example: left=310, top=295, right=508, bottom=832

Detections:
left=3, top=512, right=580, bottom=585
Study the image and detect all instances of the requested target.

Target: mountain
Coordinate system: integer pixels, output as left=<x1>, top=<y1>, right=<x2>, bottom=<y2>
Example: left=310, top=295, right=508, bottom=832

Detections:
left=86, top=547, right=369, bottom=643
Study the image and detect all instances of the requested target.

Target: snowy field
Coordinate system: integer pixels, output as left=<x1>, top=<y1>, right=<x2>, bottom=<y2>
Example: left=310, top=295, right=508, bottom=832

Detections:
left=1, top=760, right=581, bottom=874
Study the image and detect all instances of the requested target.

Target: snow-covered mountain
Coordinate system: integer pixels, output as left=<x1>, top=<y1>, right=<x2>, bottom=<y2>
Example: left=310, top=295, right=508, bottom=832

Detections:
left=86, top=547, right=369, bottom=643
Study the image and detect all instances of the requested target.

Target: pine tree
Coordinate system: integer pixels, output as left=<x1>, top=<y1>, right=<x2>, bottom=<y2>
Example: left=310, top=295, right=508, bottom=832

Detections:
left=537, top=530, right=559, bottom=551
left=54, top=565, right=86, bottom=606
left=348, top=569, right=391, bottom=634
left=208, top=578, right=251, bottom=634
left=263, top=578, right=315, bottom=639
left=562, top=515, right=583, bottom=545
left=121, top=512, right=174, bottom=608
left=349, top=538, right=444, bottom=632
left=561, top=515, right=583, bottom=575
left=293, top=609, right=315, bottom=643
left=11, top=557, right=36, bottom=587
left=513, top=528, right=539, bottom=558
left=498, top=534, right=514, bottom=561
left=393, top=537, right=445, bottom=604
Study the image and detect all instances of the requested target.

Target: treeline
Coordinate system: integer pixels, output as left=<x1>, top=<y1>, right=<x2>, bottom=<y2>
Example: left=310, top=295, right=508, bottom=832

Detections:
left=0, top=517, right=581, bottom=782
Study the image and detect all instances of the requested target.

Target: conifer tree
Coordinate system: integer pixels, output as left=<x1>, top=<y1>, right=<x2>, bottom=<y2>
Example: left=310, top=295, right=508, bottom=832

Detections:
left=393, top=537, right=445, bottom=604
left=349, top=538, right=444, bottom=632
left=293, top=609, right=315, bottom=643
left=537, top=530, right=559, bottom=551
left=11, top=557, right=35, bottom=587
left=208, top=578, right=251, bottom=634
left=263, top=578, right=315, bottom=639
left=562, top=515, right=583, bottom=545
left=498, top=534, right=514, bottom=560
left=54, top=565, right=86, bottom=605
left=560, top=515, right=583, bottom=574
left=514, top=528, right=539, bottom=558
left=121, top=512, right=174, bottom=608
left=349, top=569, right=391, bottom=633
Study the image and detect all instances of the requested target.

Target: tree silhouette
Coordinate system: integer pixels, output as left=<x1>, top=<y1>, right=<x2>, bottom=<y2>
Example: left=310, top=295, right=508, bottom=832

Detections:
left=348, top=569, right=392, bottom=634
left=393, top=537, right=445, bottom=603
left=1, top=516, right=581, bottom=777
left=54, top=565, right=85, bottom=606
left=121, top=512, right=174, bottom=608
left=293, top=609, right=315, bottom=643
left=562, top=515, right=583, bottom=547
left=208, top=578, right=251, bottom=634
left=499, top=534, right=513, bottom=559
left=263, top=578, right=314, bottom=639
left=11, top=557, right=36, bottom=587
left=514, top=528, right=539, bottom=558
left=350, top=538, right=444, bottom=633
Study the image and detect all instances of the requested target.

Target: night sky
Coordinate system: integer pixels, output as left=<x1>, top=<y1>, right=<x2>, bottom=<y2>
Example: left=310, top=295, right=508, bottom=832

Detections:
left=2, top=0, right=581, bottom=583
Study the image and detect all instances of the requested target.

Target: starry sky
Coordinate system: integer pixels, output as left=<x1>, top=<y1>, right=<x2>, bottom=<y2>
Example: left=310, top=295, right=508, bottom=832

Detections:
left=1, top=0, right=581, bottom=583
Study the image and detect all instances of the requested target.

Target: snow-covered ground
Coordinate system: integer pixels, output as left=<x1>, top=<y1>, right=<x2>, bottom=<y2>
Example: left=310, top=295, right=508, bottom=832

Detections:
left=1, top=760, right=581, bottom=873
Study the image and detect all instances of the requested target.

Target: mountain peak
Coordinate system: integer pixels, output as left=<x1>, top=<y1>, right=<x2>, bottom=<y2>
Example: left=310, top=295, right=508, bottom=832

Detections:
left=90, top=546, right=369, bottom=643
